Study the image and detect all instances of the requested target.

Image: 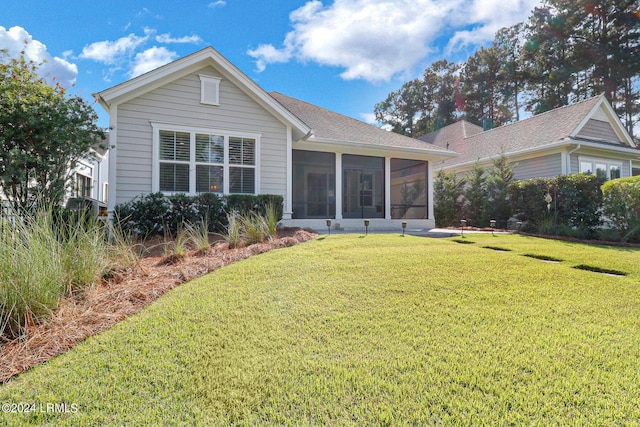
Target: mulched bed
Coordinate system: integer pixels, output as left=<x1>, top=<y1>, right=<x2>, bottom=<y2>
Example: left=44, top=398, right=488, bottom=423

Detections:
left=0, top=228, right=317, bottom=383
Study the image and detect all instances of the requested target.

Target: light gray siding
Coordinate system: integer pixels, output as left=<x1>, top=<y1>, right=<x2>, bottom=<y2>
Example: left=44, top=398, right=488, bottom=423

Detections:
left=512, top=153, right=562, bottom=180
left=576, top=119, right=620, bottom=143
left=114, top=66, right=288, bottom=204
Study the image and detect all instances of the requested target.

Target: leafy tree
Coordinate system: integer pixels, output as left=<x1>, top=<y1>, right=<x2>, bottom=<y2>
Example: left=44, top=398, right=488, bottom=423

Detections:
left=374, top=78, right=428, bottom=137
left=521, top=6, right=577, bottom=113
left=425, top=60, right=462, bottom=130
left=461, top=46, right=513, bottom=129
left=493, top=23, right=527, bottom=122
left=0, top=50, right=106, bottom=211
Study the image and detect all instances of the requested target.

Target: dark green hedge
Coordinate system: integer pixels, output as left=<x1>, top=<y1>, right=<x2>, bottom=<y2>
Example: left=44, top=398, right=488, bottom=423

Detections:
left=114, top=192, right=283, bottom=236
left=508, top=173, right=604, bottom=238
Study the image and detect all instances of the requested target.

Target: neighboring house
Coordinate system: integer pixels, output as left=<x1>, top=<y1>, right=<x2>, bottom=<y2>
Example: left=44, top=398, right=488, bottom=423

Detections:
left=419, top=94, right=640, bottom=180
left=68, top=139, right=109, bottom=204
left=95, top=47, right=455, bottom=231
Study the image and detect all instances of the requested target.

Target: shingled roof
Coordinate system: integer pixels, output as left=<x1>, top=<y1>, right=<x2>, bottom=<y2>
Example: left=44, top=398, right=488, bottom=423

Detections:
left=270, top=92, right=456, bottom=157
left=418, top=94, right=634, bottom=168
left=419, top=120, right=483, bottom=149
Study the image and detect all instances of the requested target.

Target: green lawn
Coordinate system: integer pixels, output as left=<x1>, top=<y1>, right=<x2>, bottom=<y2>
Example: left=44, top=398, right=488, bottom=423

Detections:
left=1, top=234, right=639, bottom=426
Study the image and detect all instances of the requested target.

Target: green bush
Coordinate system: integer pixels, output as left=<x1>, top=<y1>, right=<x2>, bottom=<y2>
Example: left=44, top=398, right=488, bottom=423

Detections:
left=509, top=173, right=603, bottom=237
left=602, top=176, right=640, bottom=242
left=434, top=169, right=465, bottom=227
left=509, top=178, right=551, bottom=232
left=554, top=174, right=603, bottom=235
left=114, top=193, right=283, bottom=237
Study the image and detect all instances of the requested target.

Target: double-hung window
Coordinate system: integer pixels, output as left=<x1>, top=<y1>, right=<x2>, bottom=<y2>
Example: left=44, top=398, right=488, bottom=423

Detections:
left=153, top=124, right=258, bottom=195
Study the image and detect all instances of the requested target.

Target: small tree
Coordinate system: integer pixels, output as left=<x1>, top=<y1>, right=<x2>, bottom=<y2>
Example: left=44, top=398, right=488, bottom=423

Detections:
left=0, top=49, right=106, bottom=211
left=484, top=151, right=515, bottom=228
left=434, top=169, right=465, bottom=227
left=463, top=162, right=486, bottom=226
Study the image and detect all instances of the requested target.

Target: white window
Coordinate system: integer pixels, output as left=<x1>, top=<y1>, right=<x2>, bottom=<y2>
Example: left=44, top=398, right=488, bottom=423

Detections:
left=199, top=75, right=221, bottom=106
left=579, top=157, right=623, bottom=181
left=75, top=173, right=92, bottom=198
left=152, top=124, right=259, bottom=195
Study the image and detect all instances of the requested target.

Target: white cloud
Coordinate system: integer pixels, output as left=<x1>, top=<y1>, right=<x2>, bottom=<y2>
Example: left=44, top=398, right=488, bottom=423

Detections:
left=208, top=1, right=226, bottom=8
left=247, top=44, right=293, bottom=72
left=155, top=33, right=203, bottom=44
left=0, top=25, right=78, bottom=87
left=80, top=34, right=148, bottom=64
left=248, top=0, right=543, bottom=82
left=446, top=0, right=542, bottom=52
left=359, top=112, right=378, bottom=124
left=128, top=46, right=177, bottom=78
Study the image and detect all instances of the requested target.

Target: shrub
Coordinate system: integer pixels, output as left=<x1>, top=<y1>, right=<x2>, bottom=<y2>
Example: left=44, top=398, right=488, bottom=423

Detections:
left=509, top=173, right=603, bottom=237
left=484, top=152, right=515, bottom=228
left=602, top=176, right=640, bottom=242
left=114, top=193, right=283, bottom=237
left=194, top=193, right=227, bottom=232
left=554, top=174, right=603, bottom=235
left=114, top=192, right=173, bottom=236
left=434, top=169, right=465, bottom=227
left=463, top=163, right=486, bottom=227
left=508, top=178, right=551, bottom=232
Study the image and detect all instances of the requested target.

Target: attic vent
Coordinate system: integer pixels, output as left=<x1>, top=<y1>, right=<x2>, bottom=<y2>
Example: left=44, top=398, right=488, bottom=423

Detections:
left=199, top=75, right=221, bottom=106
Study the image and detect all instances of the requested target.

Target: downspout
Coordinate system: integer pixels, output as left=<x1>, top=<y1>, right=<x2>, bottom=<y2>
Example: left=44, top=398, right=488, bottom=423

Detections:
left=566, top=144, right=581, bottom=174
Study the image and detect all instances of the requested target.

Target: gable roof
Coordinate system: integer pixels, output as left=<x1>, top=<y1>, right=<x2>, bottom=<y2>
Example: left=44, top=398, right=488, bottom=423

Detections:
left=270, top=92, right=456, bottom=159
left=95, top=46, right=311, bottom=141
left=419, top=94, right=638, bottom=169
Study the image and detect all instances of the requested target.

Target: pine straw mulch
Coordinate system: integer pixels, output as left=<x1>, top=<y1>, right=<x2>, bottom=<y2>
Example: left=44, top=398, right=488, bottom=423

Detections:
left=0, top=228, right=317, bottom=384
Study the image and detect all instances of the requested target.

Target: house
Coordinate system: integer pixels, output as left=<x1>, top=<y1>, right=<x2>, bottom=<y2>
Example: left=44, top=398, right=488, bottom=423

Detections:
left=419, top=94, right=640, bottom=180
left=68, top=139, right=109, bottom=203
left=95, top=47, right=456, bottom=231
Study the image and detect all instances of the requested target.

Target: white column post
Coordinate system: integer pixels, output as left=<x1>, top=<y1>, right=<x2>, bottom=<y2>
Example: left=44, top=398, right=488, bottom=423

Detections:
left=335, top=153, right=343, bottom=220
left=427, top=160, right=435, bottom=221
left=385, top=156, right=391, bottom=220
left=283, top=126, right=293, bottom=220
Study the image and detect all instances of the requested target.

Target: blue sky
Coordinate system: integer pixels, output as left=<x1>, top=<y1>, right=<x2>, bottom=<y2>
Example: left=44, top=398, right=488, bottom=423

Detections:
left=2, top=0, right=542, bottom=128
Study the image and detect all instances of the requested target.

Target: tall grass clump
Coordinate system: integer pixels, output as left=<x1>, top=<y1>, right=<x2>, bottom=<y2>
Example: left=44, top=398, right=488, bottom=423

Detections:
left=58, top=211, right=112, bottom=294
left=0, top=208, right=65, bottom=338
left=0, top=206, right=123, bottom=339
left=241, top=212, right=270, bottom=245
left=186, top=220, right=211, bottom=253
left=225, top=212, right=243, bottom=249
left=222, top=207, right=278, bottom=248
left=264, top=202, right=279, bottom=239
left=107, top=222, right=142, bottom=272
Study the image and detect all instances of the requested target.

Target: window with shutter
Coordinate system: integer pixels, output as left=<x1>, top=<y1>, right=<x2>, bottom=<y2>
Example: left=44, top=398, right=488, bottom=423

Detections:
left=154, top=125, right=258, bottom=195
